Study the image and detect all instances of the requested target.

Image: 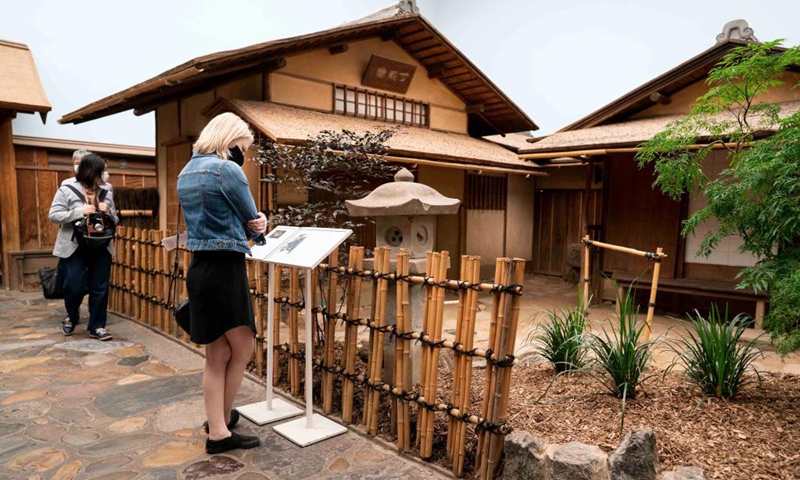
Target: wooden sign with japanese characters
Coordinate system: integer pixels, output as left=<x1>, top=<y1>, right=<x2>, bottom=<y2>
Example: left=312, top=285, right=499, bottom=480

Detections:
left=361, top=55, right=417, bottom=94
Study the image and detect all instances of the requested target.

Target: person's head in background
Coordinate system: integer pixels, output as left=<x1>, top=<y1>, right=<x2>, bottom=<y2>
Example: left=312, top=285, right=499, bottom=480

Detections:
left=72, top=149, right=92, bottom=175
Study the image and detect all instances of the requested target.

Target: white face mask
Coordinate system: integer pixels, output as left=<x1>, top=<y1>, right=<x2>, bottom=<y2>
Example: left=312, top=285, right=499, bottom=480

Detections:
left=73, top=164, right=80, bottom=174
left=101, top=171, right=110, bottom=183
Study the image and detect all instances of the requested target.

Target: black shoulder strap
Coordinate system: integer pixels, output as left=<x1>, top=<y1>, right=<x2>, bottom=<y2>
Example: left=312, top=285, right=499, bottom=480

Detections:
left=64, top=184, right=85, bottom=203
left=98, top=188, right=108, bottom=203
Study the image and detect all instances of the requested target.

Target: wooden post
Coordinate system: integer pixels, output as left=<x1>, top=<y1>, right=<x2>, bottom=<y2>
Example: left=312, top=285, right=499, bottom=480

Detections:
left=123, top=227, right=132, bottom=316
left=582, top=235, right=590, bottom=311
left=323, top=249, right=338, bottom=414
left=0, top=115, right=20, bottom=290
left=448, top=256, right=469, bottom=458
left=643, top=247, right=663, bottom=343
left=420, top=251, right=448, bottom=459
left=755, top=300, right=766, bottom=329
left=417, top=251, right=437, bottom=447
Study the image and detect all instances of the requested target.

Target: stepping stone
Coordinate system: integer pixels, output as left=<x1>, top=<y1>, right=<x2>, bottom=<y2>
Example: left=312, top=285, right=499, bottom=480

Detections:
left=94, top=373, right=202, bottom=418
left=53, top=340, right=133, bottom=354
left=143, top=441, right=205, bottom=467
left=118, top=355, right=149, bottom=367
left=183, top=456, right=245, bottom=480
left=0, top=400, right=51, bottom=420
left=25, top=424, right=68, bottom=442
left=139, top=469, right=179, bottom=480
left=8, top=446, right=68, bottom=473
left=252, top=435, right=326, bottom=480
left=80, top=434, right=164, bottom=456
left=61, top=428, right=102, bottom=446
left=84, top=455, right=134, bottom=475
left=0, top=339, right=54, bottom=352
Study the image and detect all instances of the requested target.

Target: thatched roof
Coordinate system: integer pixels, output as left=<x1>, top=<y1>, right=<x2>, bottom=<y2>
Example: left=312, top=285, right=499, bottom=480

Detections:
left=0, top=39, right=50, bottom=120
left=59, top=5, right=536, bottom=135
left=483, top=132, right=536, bottom=152
left=208, top=98, right=542, bottom=174
left=521, top=101, right=800, bottom=154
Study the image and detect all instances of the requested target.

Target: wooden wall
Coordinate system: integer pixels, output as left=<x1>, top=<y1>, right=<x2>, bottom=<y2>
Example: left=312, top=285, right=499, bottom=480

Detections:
left=602, top=153, right=682, bottom=279
left=1, top=142, right=155, bottom=290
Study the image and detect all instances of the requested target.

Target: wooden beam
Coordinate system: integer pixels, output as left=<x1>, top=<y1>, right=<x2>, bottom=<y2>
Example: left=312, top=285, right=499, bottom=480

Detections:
left=427, top=64, right=448, bottom=79
left=328, top=43, right=349, bottom=55
left=380, top=29, right=401, bottom=42
left=465, top=104, right=485, bottom=114
left=518, top=141, right=754, bottom=160
left=0, top=117, right=20, bottom=289
left=649, top=92, right=671, bottom=104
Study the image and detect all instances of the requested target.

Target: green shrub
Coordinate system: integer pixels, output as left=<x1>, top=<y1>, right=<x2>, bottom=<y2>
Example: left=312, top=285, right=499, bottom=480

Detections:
left=527, top=304, right=588, bottom=373
left=588, top=288, right=653, bottom=400
left=763, top=261, right=800, bottom=354
left=667, top=306, right=763, bottom=399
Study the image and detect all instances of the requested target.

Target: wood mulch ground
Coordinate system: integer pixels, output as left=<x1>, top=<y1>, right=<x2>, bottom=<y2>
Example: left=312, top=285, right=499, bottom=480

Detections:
left=467, top=363, right=800, bottom=480
left=252, top=344, right=800, bottom=480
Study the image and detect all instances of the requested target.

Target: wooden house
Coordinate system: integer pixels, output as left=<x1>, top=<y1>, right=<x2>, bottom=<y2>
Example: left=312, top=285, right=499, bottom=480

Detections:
left=59, top=1, right=545, bottom=276
left=0, top=38, right=51, bottom=289
left=508, top=21, right=797, bottom=324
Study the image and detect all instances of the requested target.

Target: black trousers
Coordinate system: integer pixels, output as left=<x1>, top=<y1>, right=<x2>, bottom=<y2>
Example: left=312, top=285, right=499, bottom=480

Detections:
left=60, top=247, right=112, bottom=332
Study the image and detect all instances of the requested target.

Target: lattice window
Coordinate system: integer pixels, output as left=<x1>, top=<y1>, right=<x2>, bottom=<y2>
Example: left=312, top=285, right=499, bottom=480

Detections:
left=334, top=85, right=428, bottom=126
left=465, top=173, right=507, bottom=210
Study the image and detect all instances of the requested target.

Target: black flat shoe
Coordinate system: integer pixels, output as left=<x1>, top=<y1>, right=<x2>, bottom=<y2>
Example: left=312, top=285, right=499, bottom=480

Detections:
left=203, top=409, right=240, bottom=434
left=206, top=431, right=260, bottom=454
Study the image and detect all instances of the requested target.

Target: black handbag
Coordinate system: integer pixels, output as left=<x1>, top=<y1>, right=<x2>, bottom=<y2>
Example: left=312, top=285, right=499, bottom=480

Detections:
left=167, top=202, right=191, bottom=335
left=39, top=263, right=63, bottom=299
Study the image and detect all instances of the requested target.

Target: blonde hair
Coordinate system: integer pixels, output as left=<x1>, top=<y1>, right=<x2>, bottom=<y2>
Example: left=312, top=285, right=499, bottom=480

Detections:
left=193, top=112, right=254, bottom=159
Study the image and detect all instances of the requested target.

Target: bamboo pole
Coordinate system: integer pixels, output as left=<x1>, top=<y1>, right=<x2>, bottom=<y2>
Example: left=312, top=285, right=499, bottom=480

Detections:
left=421, top=251, right=448, bottom=459
left=289, top=267, right=300, bottom=397
left=581, top=237, right=668, bottom=260
left=323, top=249, right=338, bottom=414
left=395, top=249, right=411, bottom=452
left=454, top=256, right=481, bottom=477
left=417, top=251, right=437, bottom=447
left=143, top=230, right=152, bottom=326
left=342, top=247, right=363, bottom=424
left=133, top=228, right=142, bottom=320
left=161, top=230, right=170, bottom=333
left=643, top=247, right=663, bottom=343
left=476, top=258, right=508, bottom=477
left=448, top=255, right=469, bottom=458
left=363, top=247, right=381, bottom=429
left=254, top=261, right=264, bottom=377
left=582, top=234, right=591, bottom=311
left=367, top=247, right=390, bottom=436
left=485, top=259, right=526, bottom=478
left=123, top=227, right=132, bottom=316
left=153, top=230, right=166, bottom=332
left=273, top=264, right=283, bottom=385
left=181, top=248, right=190, bottom=342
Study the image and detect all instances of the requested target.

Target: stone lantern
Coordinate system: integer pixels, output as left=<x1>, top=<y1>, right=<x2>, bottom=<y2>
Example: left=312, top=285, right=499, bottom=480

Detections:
left=346, top=167, right=460, bottom=384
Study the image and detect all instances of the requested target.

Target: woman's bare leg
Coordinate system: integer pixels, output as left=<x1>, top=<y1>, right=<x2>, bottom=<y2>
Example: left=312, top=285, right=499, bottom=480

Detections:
left=204, top=334, right=233, bottom=440
left=222, top=326, right=255, bottom=417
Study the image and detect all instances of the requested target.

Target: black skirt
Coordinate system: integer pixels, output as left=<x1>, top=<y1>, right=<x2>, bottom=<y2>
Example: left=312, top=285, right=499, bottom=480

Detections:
left=186, top=250, right=255, bottom=345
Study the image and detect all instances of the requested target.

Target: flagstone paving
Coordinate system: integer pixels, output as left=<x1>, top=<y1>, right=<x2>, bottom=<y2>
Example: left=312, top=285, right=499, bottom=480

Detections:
left=0, top=290, right=445, bottom=480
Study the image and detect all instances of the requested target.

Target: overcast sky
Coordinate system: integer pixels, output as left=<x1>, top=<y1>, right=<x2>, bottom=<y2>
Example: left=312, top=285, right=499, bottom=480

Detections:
left=3, top=0, right=798, bottom=147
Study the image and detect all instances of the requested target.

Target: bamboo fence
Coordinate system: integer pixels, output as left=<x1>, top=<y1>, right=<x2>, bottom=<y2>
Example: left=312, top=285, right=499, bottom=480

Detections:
left=109, top=228, right=525, bottom=479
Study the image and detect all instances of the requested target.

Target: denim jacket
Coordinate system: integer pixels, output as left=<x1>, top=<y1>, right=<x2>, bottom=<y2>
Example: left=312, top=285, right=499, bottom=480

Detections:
left=177, top=152, right=259, bottom=255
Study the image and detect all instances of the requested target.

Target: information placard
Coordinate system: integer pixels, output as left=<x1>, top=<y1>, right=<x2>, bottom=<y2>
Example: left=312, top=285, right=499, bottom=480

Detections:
left=254, top=227, right=352, bottom=269
left=248, top=225, right=300, bottom=261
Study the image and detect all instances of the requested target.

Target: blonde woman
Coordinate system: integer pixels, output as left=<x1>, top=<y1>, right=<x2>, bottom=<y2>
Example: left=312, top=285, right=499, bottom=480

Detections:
left=177, top=112, right=267, bottom=454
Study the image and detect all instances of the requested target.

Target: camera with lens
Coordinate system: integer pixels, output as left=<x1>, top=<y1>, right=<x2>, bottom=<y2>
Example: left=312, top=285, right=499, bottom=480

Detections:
left=86, top=213, right=105, bottom=234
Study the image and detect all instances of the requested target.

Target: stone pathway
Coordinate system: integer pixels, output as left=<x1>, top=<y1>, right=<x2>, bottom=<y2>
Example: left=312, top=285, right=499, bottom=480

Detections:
left=0, top=290, right=446, bottom=480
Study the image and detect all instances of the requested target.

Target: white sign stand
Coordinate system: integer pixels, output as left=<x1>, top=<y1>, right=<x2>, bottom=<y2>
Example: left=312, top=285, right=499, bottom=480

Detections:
left=241, top=227, right=351, bottom=446
left=239, top=226, right=303, bottom=425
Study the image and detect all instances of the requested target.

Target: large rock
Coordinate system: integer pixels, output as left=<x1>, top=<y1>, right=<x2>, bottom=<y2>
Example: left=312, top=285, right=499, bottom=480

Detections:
left=660, top=467, right=709, bottom=480
left=609, top=429, right=658, bottom=480
left=547, top=442, right=609, bottom=480
left=502, top=431, right=547, bottom=480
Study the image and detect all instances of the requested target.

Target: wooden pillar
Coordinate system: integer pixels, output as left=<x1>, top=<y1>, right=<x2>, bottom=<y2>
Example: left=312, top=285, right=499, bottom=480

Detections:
left=0, top=114, right=20, bottom=289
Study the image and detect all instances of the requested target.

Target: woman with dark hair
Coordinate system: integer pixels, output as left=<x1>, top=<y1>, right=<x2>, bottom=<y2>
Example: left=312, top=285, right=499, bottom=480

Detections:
left=48, top=153, right=119, bottom=340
